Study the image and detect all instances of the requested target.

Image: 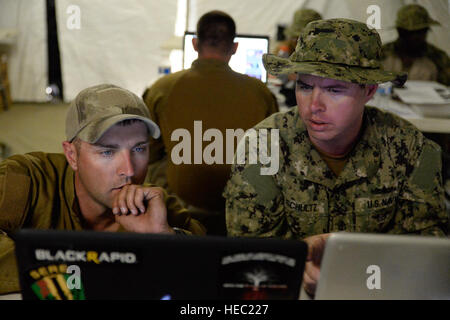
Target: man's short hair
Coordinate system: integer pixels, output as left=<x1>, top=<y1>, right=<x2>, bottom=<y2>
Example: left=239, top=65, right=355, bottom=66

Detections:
left=196, top=10, right=236, bottom=53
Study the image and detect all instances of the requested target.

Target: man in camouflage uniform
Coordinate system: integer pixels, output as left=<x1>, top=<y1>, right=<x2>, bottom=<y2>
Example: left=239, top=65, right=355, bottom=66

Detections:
left=274, top=9, right=322, bottom=107
left=381, top=4, right=450, bottom=85
left=224, top=18, right=448, bottom=297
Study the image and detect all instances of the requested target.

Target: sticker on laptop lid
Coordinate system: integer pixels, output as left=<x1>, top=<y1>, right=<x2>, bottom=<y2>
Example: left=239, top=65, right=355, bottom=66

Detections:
left=219, top=252, right=300, bottom=300
left=27, top=264, right=86, bottom=300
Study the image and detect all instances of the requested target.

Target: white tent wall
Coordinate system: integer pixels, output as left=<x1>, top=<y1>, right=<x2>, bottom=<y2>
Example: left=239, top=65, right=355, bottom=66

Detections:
left=0, top=0, right=448, bottom=103
left=0, top=0, right=48, bottom=102
left=55, top=0, right=178, bottom=101
left=188, top=0, right=449, bottom=55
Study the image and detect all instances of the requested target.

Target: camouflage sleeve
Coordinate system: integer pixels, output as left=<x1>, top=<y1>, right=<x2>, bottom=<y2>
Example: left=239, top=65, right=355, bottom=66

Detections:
left=223, top=129, right=293, bottom=239
left=392, top=139, right=448, bottom=236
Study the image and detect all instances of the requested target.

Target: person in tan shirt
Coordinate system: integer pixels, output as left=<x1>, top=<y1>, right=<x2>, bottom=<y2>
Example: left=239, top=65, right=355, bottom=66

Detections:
left=143, top=11, right=278, bottom=236
left=0, top=84, right=205, bottom=295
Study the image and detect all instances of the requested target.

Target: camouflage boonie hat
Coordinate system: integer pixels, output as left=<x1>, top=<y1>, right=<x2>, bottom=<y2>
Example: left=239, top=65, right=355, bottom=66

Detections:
left=263, top=18, right=407, bottom=85
left=396, top=4, right=440, bottom=31
left=284, top=8, right=322, bottom=38
left=66, top=84, right=160, bottom=143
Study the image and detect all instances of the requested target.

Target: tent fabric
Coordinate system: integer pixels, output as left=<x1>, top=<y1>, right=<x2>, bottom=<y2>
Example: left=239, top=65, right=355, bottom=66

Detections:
left=55, top=0, right=177, bottom=102
left=0, top=0, right=48, bottom=102
left=188, top=0, right=449, bottom=54
left=0, top=0, right=448, bottom=103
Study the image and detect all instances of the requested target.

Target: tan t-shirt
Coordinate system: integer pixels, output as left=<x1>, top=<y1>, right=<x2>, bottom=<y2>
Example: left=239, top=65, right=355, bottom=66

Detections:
left=144, top=59, right=279, bottom=213
left=0, top=152, right=205, bottom=294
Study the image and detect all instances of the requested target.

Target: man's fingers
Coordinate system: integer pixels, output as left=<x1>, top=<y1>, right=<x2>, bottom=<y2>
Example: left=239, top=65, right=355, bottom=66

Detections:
left=305, top=233, right=330, bottom=263
left=112, top=193, right=120, bottom=215
left=305, top=261, right=321, bottom=282
left=117, top=185, right=130, bottom=215
left=143, top=188, right=164, bottom=202
left=303, top=264, right=318, bottom=297
left=125, top=185, right=139, bottom=215
left=135, top=188, right=146, bottom=213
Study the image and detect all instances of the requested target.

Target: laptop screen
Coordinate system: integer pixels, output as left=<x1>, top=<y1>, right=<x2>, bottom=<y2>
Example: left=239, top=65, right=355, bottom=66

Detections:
left=183, top=32, right=270, bottom=83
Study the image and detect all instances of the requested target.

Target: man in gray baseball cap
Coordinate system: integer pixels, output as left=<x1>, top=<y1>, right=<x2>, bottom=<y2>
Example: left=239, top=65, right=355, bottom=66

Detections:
left=0, top=84, right=205, bottom=295
left=65, top=84, right=160, bottom=143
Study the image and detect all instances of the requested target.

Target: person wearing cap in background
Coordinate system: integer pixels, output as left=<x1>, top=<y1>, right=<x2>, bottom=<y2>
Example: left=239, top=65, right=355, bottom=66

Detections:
left=273, top=9, right=322, bottom=107
left=381, top=3, right=450, bottom=86
left=0, top=84, right=205, bottom=295
left=142, top=11, right=278, bottom=236
left=224, top=19, right=448, bottom=298
left=382, top=4, right=450, bottom=217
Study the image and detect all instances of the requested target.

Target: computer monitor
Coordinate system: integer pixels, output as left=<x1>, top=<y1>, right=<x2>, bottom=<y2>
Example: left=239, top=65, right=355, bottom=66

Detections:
left=183, top=32, right=270, bottom=82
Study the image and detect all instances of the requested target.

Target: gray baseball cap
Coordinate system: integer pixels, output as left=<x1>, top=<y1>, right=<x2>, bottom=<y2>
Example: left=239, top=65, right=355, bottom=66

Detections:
left=66, top=84, right=160, bottom=143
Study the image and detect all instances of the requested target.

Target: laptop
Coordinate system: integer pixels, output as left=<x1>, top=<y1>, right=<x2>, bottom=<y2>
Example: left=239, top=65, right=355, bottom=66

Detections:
left=315, top=232, right=450, bottom=300
left=13, top=229, right=307, bottom=300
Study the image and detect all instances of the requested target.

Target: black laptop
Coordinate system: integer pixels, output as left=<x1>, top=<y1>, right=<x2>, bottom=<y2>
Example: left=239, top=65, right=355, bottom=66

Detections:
left=13, top=230, right=307, bottom=300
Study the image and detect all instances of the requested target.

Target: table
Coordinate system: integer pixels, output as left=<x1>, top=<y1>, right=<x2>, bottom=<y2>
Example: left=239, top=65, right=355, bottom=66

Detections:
left=369, top=93, right=450, bottom=134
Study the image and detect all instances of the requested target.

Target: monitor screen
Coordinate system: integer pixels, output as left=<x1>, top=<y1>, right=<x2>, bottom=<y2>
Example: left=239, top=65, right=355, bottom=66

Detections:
left=183, top=32, right=269, bottom=83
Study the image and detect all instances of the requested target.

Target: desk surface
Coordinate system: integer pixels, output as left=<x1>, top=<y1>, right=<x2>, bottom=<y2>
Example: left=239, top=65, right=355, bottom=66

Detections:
left=369, top=94, right=450, bottom=134
left=0, top=293, right=22, bottom=300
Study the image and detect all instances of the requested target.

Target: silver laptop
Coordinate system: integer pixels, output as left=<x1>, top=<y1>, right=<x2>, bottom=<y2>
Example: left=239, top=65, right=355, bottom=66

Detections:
left=315, top=233, right=450, bottom=300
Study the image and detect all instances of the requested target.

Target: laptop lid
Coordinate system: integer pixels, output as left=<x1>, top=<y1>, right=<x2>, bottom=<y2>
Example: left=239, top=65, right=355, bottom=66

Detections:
left=183, top=32, right=270, bottom=83
left=315, top=232, right=450, bottom=300
left=13, top=230, right=307, bottom=300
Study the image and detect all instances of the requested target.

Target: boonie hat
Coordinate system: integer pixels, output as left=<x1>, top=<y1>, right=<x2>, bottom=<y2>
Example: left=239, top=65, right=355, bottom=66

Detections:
left=263, top=18, right=407, bottom=86
left=396, top=4, right=440, bottom=31
left=66, top=84, right=160, bottom=143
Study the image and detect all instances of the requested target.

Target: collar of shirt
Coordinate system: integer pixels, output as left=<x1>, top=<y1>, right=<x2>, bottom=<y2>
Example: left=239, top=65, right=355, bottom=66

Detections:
left=191, top=58, right=231, bottom=71
left=287, top=107, right=381, bottom=189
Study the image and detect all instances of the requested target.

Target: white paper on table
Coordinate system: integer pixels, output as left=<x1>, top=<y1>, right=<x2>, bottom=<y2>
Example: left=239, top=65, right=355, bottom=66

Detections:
left=369, top=94, right=421, bottom=118
left=394, top=81, right=450, bottom=105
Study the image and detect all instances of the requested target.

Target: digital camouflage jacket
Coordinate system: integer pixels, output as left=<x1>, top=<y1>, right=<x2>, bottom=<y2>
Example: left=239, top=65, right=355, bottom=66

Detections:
left=224, top=107, right=447, bottom=239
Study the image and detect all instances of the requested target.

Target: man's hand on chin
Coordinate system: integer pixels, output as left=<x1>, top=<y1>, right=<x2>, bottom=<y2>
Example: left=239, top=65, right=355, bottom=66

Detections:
left=112, top=185, right=175, bottom=234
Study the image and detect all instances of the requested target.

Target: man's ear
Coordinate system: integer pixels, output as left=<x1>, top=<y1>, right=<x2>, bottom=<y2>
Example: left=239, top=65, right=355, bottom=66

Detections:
left=192, top=37, right=199, bottom=52
left=231, top=42, right=238, bottom=55
left=364, top=84, right=378, bottom=102
left=62, top=141, right=79, bottom=171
